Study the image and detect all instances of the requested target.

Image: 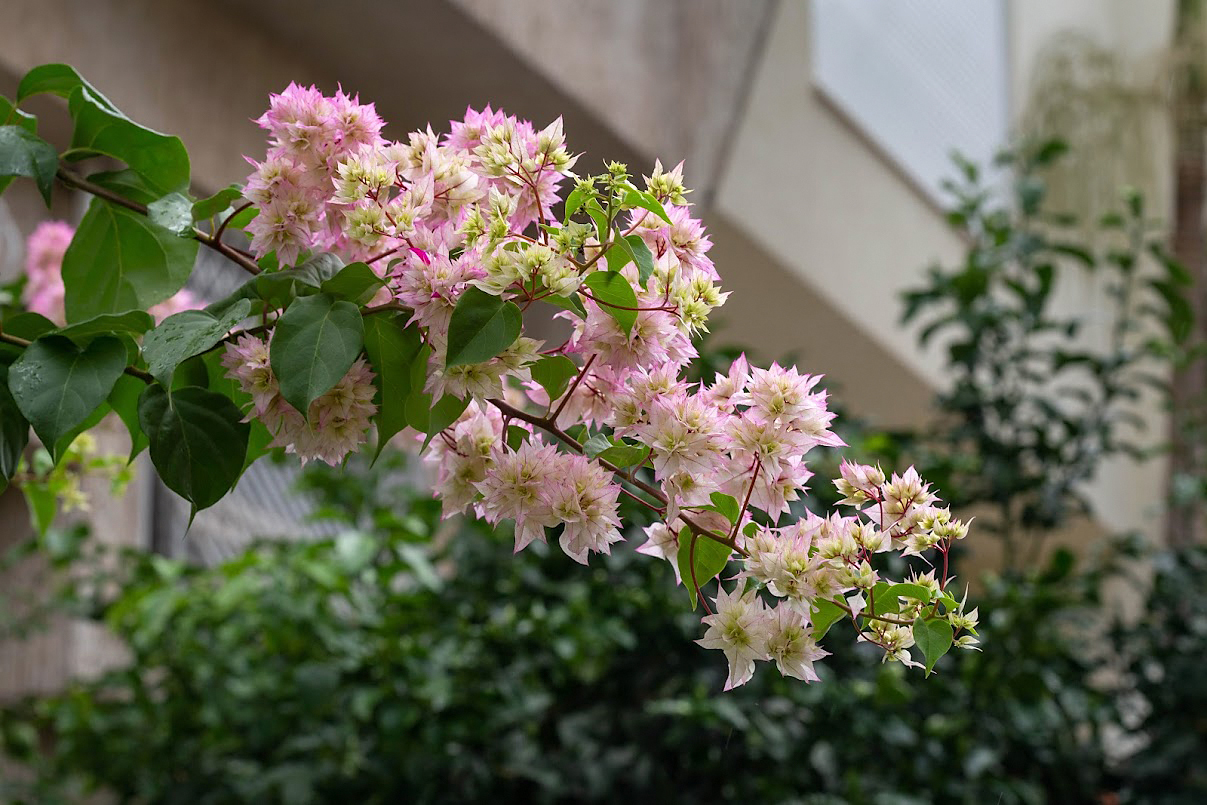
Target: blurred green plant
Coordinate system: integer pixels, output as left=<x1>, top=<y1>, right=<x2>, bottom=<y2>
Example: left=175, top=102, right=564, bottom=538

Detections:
left=0, top=449, right=1127, bottom=805
left=898, top=140, right=1189, bottom=566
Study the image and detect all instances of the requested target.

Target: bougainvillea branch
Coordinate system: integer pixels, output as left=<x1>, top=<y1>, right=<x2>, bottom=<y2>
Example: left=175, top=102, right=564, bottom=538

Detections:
left=0, top=63, right=979, bottom=689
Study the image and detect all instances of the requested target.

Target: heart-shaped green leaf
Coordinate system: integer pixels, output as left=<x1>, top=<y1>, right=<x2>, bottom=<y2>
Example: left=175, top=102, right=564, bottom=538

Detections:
left=8, top=335, right=127, bottom=462
left=445, top=286, right=522, bottom=367
left=270, top=294, right=364, bottom=418
left=138, top=384, right=250, bottom=519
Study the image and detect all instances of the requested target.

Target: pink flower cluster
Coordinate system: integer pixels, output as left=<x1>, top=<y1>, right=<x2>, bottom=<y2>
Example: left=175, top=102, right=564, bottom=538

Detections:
left=221, top=334, right=377, bottom=466
left=22, top=221, right=200, bottom=325
left=238, top=86, right=978, bottom=687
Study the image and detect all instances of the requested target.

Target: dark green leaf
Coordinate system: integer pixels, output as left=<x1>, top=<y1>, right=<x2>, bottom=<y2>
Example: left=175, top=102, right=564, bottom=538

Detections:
left=445, top=286, right=522, bottom=367
left=583, top=271, right=637, bottom=335
left=66, top=85, right=189, bottom=195
left=321, top=262, right=385, bottom=304
left=107, top=373, right=149, bottom=460
left=529, top=355, right=578, bottom=404
left=138, top=384, right=250, bottom=518
left=1150, top=278, right=1193, bottom=343
left=8, top=335, right=127, bottom=462
left=56, top=311, right=155, bottom=345
left=63, top=198, right=198, bottom=322
left=622, top=234, right=656, bottom=287
left=207, top=253, right=344, bottom=315
left=506, top=425, right=529, bottom=450
left=913, top=617, right=954, bottom=676
left=270, top=294, right=364, bottom=417
left=85, top=168, right=161, bottom=205
left=362, top=312, right=423, bottom=462
left=147, top=192, right=194, bottom=236
left=192, top=185, right=244, bottom=223
left=142, top=300, right=252, bottom=386
left=0, top=312, right=57, bottom=364
left=0, top=125, right=58, bottom=205
left=17, top=64, right=117, bottom=107
left=0, top=364, right=29, bottom=491
left=676, top=530, right=731, bottom=609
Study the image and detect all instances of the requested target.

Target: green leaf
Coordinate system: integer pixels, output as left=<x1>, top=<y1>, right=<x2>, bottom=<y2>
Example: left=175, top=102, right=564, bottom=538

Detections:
left=18, top=64, right=116, bottom=107
left=564, top=184, right=590, bottom=220
left=22, top=484, right=57, bottom=538
left=0, top=96, right=37, bottom=197
left=708, top=492, right=741, bottom=524
left=66, top=84, right=189, bottom=195
left=137, top=384, right=250, bottom=518
left=362, top=312, right=423, bottom=462
left=207, top=253, right=344, bottom=315
left=63, top=198, right=198, bottom=322
left=192, top=185, right=244, bottom=223
left=621, top=234, right=656, bottom=287
left=270, top=294, right=364, bottom=417
left=810, top=599, right=846, bottom=639
left=200, top=350, right=272, bottom=472
left=403, top=343, right=433, bottom=432
left=0, top=126, right=58, bottom=205
left=623, top=187, right=673, bottom=224
left=321, top=262, right=385, bottom=304
left=676, top=530, right=731, bottom=609
left=0, top=365, right=30, bottom=491
left=142, top=300, right=252, bottom=386
left=506, top=425, right=529, bottom=450
left=540, top=291, right=588, bottom=318
left=445, top=287, right=522, bottom=367
left=913, top=617, right=954, bottom=676
left=583, top=433, right=612, bottom=458
left=427, top=394, right=470, bottom=440
left=85, top=168, right=161, bottom=205
left=530, top=355, right=578, bottom=404
left=147, top=192, right=194, bottom=236
left=0, top=312, right=58, bottom=365
left=584, top=198, right=609, bottom=244
left=596, top=441, right=650, bottom=469
left=583, top=271, right=638, bottom=335
left=887, top=582, right=934, bottom=604
left=56, top=311, right=155, bottom=345
left=107, top=373, right=149, bottom=460
left=1150, top=278, right=1194, bottom=344
left=8, top=335, right=126, bottom=463
left=0, top=96, right=37, bottom=131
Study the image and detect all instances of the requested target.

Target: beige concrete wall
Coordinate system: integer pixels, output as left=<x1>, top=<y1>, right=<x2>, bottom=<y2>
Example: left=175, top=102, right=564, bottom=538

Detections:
left=448, top=0, right=776, bottom=200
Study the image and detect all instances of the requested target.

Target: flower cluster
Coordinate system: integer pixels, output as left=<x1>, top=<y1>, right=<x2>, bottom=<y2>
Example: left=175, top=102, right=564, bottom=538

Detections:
left=236, top=85, right=979, bottom=687
left=221, top=334, right=378, bottom=466
left=22, top=220, right=200, bottom=325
